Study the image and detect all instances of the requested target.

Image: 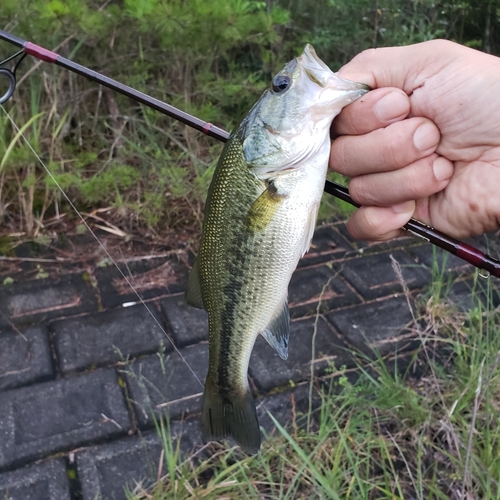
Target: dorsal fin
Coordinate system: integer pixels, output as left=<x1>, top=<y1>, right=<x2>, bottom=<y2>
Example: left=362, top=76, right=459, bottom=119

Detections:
left=261, top=301, right=290, bottom=360
left=185, top=258, right=204, bottom=309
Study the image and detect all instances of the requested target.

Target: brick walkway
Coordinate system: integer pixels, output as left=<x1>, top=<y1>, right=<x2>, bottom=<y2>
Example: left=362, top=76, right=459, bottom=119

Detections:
left=0, top=222, right=495, bottom=499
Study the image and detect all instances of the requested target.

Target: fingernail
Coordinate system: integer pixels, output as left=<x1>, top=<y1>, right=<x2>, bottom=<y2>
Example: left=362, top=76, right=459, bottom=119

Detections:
left=433, top=156, right=454, bottom=181
left=374, top=91, right=409, bottom=122
left=392, top=201, right=415, bottom=214
left=413, top=122, right=439, bottom=152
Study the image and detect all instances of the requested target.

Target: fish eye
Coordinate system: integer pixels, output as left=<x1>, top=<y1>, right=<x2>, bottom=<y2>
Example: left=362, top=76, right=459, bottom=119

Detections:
left=271, top=75, right=290, bottom=94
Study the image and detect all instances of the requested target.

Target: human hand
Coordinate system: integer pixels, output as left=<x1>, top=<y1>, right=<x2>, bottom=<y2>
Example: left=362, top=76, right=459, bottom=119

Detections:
left=330, top=39, right=500, bottom=241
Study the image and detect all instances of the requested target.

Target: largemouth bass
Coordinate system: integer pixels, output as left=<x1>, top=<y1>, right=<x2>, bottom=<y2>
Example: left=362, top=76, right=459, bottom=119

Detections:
left=185, top=44, right=369, bottom=453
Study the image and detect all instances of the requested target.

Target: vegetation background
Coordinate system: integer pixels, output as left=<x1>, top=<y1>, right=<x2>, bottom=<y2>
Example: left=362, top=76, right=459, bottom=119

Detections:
left=2, top=2, right=500, bottom=499
left=1, top=0, right=499, bottom=243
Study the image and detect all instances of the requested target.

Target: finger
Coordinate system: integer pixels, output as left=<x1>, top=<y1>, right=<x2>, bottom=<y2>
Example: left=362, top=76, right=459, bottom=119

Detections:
left=332, top=88, right=410, bottom=136
left=347, top=202, right=415, bottom=241
left=348, top=154, right=454, bottom=206
left=336, top=40, right=460, bottom=93
left=331, top=118, right=440, bottom=177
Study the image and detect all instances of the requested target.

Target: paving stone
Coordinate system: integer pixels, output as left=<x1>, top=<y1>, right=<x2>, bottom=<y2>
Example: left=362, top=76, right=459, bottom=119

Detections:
left=0, top=325, right=53, bottom=391
left=336, top=224, right=415, bottom=255
left=124, top=343, right=208, bottom=428
left=0, top=458, right=70, bottom=500
left=0, top=368, right=130, bottom=470
left=0, top=274, right=98, bottom=328
left=256, top=383, right=321, bottom=437
left=444, top=279, right=481, bottom=312
left=470, top=233, right=498, bottom=255
left=288, top=264, right=360, bottom=318
left=51, top=303, right=169, bottom=373
left=326, top=296, right=417, bottom=357
left=160, top=296, right=208, bottom=346
left=297, top=225, right=354, bottom=268
left=0, top=240, right=81, bottom=277
left=340, top=250, right=430, bottom=300
left=443, top=278, right=500, bottom=312
left=408, top=244, right=472, bottom=275
left=94, top=257, right=189, bottom=309
left=249, top=316, right=353, bottom=392
left=77, top=421, right=202, bottom=500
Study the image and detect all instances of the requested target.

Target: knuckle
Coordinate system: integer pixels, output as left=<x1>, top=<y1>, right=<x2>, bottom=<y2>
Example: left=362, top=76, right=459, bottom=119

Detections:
left=330, top=138, right=349, bottom=175
left=407, top=155, right=440, bottom=198
left=384, top=135, right=403, bottom=169
left=360, top=208, right=382, bottom=236
left=406, top=168, right=424, bottom=198
left=350, top=207, right=387, bottom=241
left=382, top=119, right=429, bottom=169
left=345, top=108, right=361, bottom=133
left=393, top=155, right=443, bottom=201
left=354, top=48, right=379, bottom=65
left=427, top=39, right=455, bottom=52
left=349, top=176, right=376, bottom=206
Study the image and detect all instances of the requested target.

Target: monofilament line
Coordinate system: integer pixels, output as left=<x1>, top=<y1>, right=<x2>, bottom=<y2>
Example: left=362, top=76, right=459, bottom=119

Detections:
left=1, top=105, right=204, bottom=388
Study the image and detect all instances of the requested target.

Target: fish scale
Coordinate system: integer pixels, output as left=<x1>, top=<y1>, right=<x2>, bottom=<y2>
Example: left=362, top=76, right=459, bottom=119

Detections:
left=185, top=44, right=370, bottom=453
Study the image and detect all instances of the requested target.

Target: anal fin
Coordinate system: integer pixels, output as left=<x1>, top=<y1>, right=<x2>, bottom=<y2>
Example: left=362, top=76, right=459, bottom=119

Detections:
left=185, top=258, right=204, bottom=309
left=261, top=301, right=290, bottom=360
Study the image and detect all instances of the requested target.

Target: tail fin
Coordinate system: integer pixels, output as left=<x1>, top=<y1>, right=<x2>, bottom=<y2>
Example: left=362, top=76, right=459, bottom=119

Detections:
left=201, top=376, right=261, bottom=454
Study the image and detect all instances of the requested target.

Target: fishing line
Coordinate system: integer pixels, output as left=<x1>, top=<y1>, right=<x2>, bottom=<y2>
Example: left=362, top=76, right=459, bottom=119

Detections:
left=0, top=104, right=204, bottom=389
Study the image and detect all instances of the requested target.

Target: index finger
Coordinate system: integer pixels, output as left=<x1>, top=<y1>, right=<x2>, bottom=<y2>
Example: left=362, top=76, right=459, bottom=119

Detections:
left=332, top=87, right=410, bottom=136
left=336, top=41, right=458, bottom=92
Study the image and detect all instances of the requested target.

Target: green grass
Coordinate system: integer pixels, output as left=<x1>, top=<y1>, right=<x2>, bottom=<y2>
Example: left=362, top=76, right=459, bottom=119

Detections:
left=127, top=268, right=500, bottom=500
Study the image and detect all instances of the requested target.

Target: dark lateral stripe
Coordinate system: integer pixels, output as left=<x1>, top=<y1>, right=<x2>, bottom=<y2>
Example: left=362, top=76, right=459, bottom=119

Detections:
left=217, top=235, right=249, bottom=391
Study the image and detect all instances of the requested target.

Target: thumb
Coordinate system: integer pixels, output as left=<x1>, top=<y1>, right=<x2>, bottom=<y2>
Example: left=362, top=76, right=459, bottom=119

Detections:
left=337, top=39, right=463, bottom=94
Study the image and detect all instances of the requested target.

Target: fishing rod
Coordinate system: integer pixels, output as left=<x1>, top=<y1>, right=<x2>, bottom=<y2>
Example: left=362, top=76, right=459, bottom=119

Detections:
left=1, top=29, right=500, bottom=278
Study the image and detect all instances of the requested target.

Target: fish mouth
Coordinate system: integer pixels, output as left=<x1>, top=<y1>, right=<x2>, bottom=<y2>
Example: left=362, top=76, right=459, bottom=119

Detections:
left=298, top=44, right=332, bottom=88
left=299, top=43, right=371, bottom=94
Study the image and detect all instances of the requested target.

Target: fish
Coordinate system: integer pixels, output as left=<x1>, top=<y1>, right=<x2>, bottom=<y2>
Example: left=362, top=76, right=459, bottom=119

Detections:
left=185, top=44, right=370, bottom=453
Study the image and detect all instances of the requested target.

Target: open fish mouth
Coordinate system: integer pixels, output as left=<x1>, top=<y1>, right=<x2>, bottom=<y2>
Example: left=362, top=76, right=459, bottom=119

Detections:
left=299, top=44, right=332, bottom=88
left=299, top=43, right=371, bottom=92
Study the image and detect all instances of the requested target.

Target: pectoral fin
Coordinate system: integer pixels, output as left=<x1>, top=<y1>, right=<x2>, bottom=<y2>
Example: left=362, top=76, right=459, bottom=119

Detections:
left=246, top=181, right=285, bottom=232
left=261, top=301, right=290, bottom=360
left=299, top=202, right=319, bottom=257
left=185, top=258, right=204, bottom=309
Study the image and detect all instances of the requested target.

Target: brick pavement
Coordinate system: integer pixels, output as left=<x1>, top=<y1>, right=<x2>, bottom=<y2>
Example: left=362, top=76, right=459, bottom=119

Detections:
left=0, top=222, right=497, bottom=499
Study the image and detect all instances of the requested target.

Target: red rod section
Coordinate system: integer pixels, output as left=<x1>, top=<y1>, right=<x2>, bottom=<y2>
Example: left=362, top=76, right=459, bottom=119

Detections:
left=24, top=42, right=58, bottom=63
left=455, top=242, right=500, bottom=277
left=325, top=183, right=500, bottom=278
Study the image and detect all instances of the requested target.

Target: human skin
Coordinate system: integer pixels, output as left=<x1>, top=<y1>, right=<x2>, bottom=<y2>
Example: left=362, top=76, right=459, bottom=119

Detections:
left=330, top=39, right=500, bottom=241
